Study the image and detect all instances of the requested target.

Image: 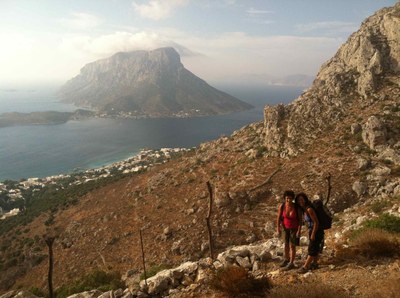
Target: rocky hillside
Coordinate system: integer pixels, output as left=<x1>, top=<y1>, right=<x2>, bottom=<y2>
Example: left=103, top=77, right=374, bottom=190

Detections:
left=0, top=3, right=399, bottom=297
left=264, top=3, right=400, bottom=155
left=59, top=47, right=252, bottom=117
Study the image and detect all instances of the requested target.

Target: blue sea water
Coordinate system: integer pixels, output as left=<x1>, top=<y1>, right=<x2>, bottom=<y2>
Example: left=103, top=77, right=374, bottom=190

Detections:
left=0, top=85, right=303, bottom=181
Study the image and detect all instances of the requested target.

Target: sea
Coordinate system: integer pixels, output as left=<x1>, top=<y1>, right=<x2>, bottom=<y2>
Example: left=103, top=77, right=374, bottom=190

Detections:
left=0, top=84, right=303, bottom=182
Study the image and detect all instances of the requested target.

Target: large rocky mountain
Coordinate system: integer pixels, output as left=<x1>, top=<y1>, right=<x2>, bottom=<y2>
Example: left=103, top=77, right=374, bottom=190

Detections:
left=264, top=3, right=400, bottom=157
left=59, top=47, right=252, bottom=117
left=1, top=3, right=400, bottom=297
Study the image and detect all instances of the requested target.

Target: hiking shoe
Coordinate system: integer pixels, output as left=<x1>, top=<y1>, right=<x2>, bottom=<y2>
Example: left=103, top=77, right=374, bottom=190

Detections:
left=281, top=262, right=295, bottom=271
left=297, top=266, right=309, bottom=274
left=310, top=262, right=319, bottom=270
left=279, top=259, right=289, bottom=267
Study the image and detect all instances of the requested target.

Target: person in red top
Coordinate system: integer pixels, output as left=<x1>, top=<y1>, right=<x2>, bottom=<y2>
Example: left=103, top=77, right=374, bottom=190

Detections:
left=276, top=190, right=302, bottom=270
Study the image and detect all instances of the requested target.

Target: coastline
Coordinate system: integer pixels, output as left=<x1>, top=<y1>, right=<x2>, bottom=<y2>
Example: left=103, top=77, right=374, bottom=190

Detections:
left=0, top=147, right=192, bottom=218
left=0, top=85, right=303, bottom=183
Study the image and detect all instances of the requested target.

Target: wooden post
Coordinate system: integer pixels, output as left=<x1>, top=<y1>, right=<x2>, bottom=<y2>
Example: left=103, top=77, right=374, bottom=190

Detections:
left=325, top=173, right=332, bottom=206
left=44, top=236, right=55, bottom=298
left=139, top=229, right=148, bottom=288
left=248, top=167, right=281, bottom=192
left=206, top=181, right=214, bottom=260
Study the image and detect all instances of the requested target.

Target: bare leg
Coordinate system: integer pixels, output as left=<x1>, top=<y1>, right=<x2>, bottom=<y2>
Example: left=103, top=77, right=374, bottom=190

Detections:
left=289, top=243, right=296, bottom=263
left=284, top=243, right=290, bottom=261
left=303, top=255, right=316, bottom=268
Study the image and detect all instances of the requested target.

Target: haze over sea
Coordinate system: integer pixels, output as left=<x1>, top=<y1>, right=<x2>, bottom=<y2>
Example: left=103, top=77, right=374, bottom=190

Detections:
left=0, top=85, right=303, bottom=182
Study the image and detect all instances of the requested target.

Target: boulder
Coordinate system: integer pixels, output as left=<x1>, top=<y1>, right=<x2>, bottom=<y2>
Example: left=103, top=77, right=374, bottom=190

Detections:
left=140, top=270, right=172, bottom=295
left=0, top=292, right=39, bottom=298
left=351, top=123, right=362, bottom=134
left=362, top=116, right=387, bottom=150
left=237, top=256, right=252, bottom=269
left=357, top=158, right=371, bottom=171
left=352, top=181, right=367, bottom=197
left=378, top=148, right=400, bottom=165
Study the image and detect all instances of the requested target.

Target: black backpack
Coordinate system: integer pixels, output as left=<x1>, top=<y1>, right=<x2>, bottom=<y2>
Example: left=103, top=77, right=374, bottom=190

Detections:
left=311, top=199, right=333, bottom=230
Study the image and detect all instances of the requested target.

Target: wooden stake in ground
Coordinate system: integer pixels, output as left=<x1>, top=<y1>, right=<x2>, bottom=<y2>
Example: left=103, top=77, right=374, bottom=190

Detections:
left=44, top=236, right=55, bottom=298
left=248, top=167, right=281, bottom=192
left=206, top=181, right=214, bottom=260
left=139, top=229, right=148, bottom=288
left=325, top=173, right=332, bottom=206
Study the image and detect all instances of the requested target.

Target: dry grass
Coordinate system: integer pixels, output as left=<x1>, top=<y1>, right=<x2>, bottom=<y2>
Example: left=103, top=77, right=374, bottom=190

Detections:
left=351, top=228, right=399, bottom=258
left=210, top=266, right=270, bottom=297
left=362, top=276, right=400, bottom=298
left=268, top=281, right=351, bottom=298
left=335, top=228, right=399, bottom=261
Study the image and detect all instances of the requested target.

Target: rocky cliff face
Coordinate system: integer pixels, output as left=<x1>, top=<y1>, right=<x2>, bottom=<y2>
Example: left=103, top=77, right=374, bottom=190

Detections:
left=264, top=3, right=400, bottom=157
left=59, top=47, right=252, bottom=117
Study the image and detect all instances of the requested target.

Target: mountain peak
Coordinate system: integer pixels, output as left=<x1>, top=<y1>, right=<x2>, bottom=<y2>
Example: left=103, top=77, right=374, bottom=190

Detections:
left=263, top=3, right=400, bottom=157
left=59, top=47, right=251, bottom=117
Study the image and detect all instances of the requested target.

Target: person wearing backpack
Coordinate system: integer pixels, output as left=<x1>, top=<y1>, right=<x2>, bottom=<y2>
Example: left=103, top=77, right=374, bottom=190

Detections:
left=295, top=192, right=324, bottom=273
left=276, top=190, right=302, bottom=271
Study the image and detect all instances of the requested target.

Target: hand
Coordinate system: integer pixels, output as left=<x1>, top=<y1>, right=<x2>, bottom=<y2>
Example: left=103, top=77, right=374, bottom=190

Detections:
left=310, top=233, right=316, bottom=241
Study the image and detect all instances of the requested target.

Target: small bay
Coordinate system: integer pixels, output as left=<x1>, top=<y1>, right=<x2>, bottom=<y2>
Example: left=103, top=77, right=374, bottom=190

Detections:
left=0, top=85, right=303, bottom=181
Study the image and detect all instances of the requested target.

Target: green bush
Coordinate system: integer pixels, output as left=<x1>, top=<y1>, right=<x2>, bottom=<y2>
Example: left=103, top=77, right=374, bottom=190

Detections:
left=56, top=270, right=124, bottom=298
left=364, top=214, right=400, bottom=233
left=31, top=254, right=46, bottom=266
left=256, top=146, right=267, bottom=157
left=140, top=263, right=171, bottom=280
left=370, top=200, right=390, bottom=214
left=29, top=287, right=47, bottom=298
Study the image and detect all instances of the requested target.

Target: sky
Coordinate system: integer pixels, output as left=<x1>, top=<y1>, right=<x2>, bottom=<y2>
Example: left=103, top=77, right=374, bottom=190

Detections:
left=0, top=0, right=397, bottom=88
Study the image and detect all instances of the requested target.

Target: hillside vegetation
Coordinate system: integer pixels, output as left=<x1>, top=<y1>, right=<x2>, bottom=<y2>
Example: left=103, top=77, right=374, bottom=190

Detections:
left=1, top=3, right=400, bottom=298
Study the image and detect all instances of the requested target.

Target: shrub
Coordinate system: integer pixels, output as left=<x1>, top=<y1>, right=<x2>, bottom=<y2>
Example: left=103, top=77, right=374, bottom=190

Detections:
left=364, top=214, right=400, bottom=233
left=370, top=200, right=390, bottom=214
left=362, top=276, right=400, bottom=298
left=351, top=228, right=399, bottom=258
left=140, top=263, right=171, bottom=280
left=22, top=237, right=35, bottom=247
left=56, top=270, right=124, bottom=298
left=210, top=266, right=270, bottom=297
left=256, top=146, right=267, bottom=157
left=31, top=254, right=46, bottom=266
left=392, top=166, right=400, bottom=177
left=4, top=257, right=18, bottom=269
left=210, top=169, right=218, bottom=176
left=268, top=281, right=351, bottom=298
left=29, top=287, right=47, bottom=298
left=382, top=159, right=393, bottom=165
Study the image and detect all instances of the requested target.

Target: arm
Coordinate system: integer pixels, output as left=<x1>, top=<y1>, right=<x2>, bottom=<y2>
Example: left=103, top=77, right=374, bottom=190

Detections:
left=296, top=207, right=302, bottom=236
left=307, top=207, right=319, bottom=241
left=276, top=204, right=283, bottom=235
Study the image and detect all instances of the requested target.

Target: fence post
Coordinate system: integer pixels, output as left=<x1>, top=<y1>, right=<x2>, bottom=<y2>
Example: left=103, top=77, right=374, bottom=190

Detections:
left=206, top=181, right=214, bottom=260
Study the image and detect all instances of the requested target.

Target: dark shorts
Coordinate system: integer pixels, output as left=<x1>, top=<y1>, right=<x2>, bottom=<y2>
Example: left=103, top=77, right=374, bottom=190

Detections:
left=308, top=229, right=325, bottom=257
left=283, top=227, right=298, bottom=245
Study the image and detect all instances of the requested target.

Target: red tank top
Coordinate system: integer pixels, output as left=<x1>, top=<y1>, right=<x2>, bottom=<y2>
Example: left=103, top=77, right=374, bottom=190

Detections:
left=283, top=205, right=299, bottom=229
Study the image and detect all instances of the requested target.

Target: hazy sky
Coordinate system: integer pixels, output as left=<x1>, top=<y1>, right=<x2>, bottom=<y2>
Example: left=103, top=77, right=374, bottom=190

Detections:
left=0, top=0, right=397, bottom=87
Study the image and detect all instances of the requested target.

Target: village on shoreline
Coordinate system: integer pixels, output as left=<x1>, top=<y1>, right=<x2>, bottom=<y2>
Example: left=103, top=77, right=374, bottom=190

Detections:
left=0, top=147, right=192, bottom=220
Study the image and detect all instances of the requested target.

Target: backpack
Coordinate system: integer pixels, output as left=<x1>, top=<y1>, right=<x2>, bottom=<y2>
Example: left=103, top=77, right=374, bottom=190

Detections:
left=311, top=199, right=333, bottom=230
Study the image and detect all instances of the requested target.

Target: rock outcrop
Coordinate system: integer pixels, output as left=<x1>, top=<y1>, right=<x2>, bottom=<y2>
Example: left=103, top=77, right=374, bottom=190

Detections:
left=263, top=3, right=400, bottom=157
left=59, top=47, right=252, bottom=117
